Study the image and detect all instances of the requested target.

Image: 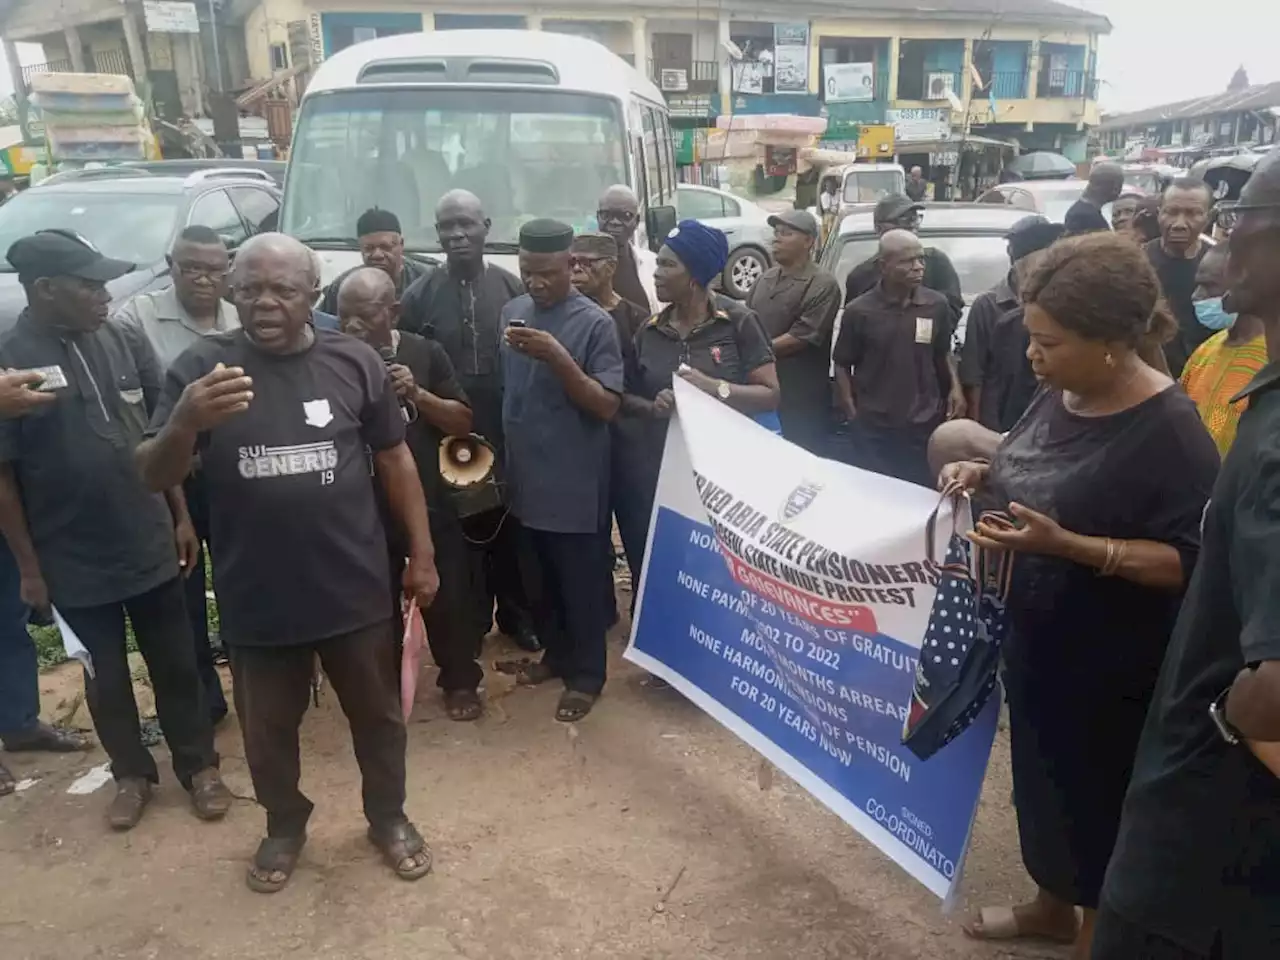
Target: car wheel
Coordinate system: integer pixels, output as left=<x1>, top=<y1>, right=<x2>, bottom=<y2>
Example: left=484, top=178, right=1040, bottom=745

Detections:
left=723, top=246, right=768, bottom=298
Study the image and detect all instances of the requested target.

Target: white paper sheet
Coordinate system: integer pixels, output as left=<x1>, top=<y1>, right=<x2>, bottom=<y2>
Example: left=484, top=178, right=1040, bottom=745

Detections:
left=51, top=605, right=94, bottom=679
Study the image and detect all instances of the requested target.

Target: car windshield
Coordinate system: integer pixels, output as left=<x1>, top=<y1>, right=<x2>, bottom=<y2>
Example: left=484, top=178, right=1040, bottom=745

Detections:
left=0, top=189, right=181, bottom=270
left=842, top=171, right=904, bottom=204
left=1124, top=172, right=1159, bottom=193
left=282, top=88, right=628, bottom=251
left=831, top=233, right=1011, bottom=300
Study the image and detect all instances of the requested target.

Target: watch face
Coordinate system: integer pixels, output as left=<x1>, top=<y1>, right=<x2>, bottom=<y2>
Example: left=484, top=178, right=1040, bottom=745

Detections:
left=717, top=380, right=731, bottom=400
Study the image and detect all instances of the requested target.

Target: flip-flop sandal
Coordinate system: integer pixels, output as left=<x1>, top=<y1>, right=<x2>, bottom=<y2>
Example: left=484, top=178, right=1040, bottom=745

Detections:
left=246, top=835, right=307, bottom=894
left=555, top=690, right=598, bottom=723
left=495, top=659, right=557, bottom=687
left=963, top=906, right=1077, bottom=944
left=0, top=762, right=15, bottom=797
left=443, top=689, right=483, bottom=722
left=368, top=821, right=433, bottom=881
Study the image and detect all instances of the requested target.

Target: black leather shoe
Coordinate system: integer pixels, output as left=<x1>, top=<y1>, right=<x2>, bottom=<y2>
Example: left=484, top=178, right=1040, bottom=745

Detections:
left=512, top=625, right=542, bottom=653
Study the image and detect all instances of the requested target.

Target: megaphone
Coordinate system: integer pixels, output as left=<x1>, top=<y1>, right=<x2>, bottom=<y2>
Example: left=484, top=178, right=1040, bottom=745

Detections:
left=438, top=434, right=505, bottom=519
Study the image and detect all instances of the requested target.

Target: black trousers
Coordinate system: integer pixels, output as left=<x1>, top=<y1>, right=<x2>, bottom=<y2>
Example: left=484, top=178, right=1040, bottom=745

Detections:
left=182, top=471, right=227, bottom=721
left=850, top=421, right=937, bottom=488
left=1092, top=904, right=1223, bottom=960
left=229, top=619, right=407, bottom=839
left=462, top=508, right=532, bottom=637
left=389, top=508, right=483, bottom=692
left=610, top=459, right=653, bottom=617
left=59, top=576, right=218, bottom=787
left=522, top=527, right=612, bottom=696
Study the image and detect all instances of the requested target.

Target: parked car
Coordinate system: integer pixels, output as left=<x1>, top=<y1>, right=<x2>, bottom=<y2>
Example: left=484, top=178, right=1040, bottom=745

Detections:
left=976, top=179, right=1101, bottom=224
left=39, top=159, right=287, bottom=189
left=0, top=167, right=281, bottom=328
left=822, top=203, right=1031, bottom=349
left=674, top=183, right=773, bottom=298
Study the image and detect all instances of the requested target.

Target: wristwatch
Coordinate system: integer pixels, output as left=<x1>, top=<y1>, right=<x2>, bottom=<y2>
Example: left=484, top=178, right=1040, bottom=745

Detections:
left=716, top=379, right=731, bottom=401
left=1209, top=687, right=1242, bottom=745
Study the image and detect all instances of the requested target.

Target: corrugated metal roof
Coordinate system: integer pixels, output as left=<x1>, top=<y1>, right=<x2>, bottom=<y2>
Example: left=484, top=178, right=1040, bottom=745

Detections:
left=1100, top=81, right=1280, bottom=130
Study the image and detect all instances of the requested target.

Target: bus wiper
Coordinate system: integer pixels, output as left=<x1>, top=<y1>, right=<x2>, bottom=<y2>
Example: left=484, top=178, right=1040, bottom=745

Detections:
left=296, top=236, right=357, bottom=247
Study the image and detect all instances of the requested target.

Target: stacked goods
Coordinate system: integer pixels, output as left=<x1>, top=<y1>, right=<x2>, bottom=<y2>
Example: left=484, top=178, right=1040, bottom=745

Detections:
left=29, top=73, right=152, bottom=164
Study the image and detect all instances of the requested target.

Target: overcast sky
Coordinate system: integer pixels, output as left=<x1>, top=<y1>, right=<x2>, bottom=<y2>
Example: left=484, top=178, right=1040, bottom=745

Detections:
left=0, top=1, right=1274, bottom=116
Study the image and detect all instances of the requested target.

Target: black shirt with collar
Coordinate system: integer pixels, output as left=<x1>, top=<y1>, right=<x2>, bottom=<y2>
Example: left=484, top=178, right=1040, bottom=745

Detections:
left=833, top=283, right=952, bottom=431
left=844, top=247, right=965, bottom=332
left=1147, top=239, right=1210, bottom=379
left=399, top=262, right=523, bottom=455
left=148, top=327, right=405, bottom=647
left=959, top=271, right=1037, bottom=431
left=1063, top=198, right=1111, bottom=235
left=0, top=312, right=178, bottom=607
left=317, top=255, right=434, bottom=317
left=1101, top=362, right=1280, bottom=956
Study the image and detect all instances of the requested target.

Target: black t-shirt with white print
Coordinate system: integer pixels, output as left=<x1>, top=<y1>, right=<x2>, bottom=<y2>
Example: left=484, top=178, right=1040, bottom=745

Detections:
left=148, top=327, right=405, bottom=647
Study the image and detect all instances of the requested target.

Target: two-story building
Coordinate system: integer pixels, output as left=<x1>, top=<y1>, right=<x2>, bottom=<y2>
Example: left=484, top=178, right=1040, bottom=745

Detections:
left=1098, top=78, right=1280, bottom=162
left=221, top=0, right=1108, bottom=164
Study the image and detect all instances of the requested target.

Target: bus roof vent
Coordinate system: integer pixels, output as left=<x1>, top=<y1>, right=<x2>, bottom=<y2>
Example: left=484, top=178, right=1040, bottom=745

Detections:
left=464, top=59, right=559, bottom=85
left=357, top=59, right=449, bottom=84
left=355, top=57, right=559, bottom=86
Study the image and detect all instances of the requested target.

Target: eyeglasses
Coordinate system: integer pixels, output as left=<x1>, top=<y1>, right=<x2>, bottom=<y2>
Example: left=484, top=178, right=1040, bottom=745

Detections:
left=1214, top=201, right=1280, bottom=233
left=571, top=255, right=612, bottom=269
left=175, top=262, right=228, bottom=281
left=596, top=208, right=637, bottom=225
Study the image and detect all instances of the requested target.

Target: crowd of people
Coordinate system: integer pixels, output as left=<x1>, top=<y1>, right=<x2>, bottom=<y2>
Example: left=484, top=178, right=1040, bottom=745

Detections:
left=0, top=145, right=1275, bottom=957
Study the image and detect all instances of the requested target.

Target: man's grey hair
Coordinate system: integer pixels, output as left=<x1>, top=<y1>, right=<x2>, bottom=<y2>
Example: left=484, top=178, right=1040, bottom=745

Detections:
left=233, top=232, right=319, bottom=288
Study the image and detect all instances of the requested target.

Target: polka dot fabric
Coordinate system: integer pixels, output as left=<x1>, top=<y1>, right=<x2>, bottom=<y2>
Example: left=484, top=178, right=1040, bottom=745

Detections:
left=902, top=517, right=1011, bottom=761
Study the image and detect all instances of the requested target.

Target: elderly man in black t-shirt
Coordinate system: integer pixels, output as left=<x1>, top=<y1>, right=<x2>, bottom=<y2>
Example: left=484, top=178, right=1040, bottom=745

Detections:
left=137, top=233, right=440, bottom=894
left=337, top=267, right=485, bottom=722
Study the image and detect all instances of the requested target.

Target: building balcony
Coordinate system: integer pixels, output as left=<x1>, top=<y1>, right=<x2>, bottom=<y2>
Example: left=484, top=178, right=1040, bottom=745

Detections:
left=987, top=71, right=1028, bottom=101
left=649, top=59, right=719, bottom=95
left=21, top=59, right=73, bottom=83
left=1038, top=69, right=1098, bottom=100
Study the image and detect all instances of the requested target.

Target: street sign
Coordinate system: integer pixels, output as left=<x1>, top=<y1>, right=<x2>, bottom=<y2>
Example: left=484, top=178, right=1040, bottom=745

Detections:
left=142, top=1, right=200, bottom=34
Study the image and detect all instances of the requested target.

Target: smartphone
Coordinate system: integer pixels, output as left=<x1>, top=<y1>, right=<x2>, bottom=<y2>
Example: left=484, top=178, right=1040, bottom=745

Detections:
left=507, top=318, right=527, bottom=328
left=26, top=365, right=67, bottom=391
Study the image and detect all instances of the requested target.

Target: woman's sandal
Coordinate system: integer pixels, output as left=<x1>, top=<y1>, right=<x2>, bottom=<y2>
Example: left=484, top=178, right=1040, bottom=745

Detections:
left=368, top=821, right=433, bottom=881
left=555, top=690, right=598, bottom=723
left=246, top=835, right=307, bottom=894
left=443, top=689, right=483, bottom=722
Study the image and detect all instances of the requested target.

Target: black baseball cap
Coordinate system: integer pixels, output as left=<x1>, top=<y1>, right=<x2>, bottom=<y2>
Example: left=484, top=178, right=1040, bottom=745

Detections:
left=874, top=195, right=925, bottom=223
left=6, top=229, right=134, bottom=285
left=767, top=209, right=820, bottom=237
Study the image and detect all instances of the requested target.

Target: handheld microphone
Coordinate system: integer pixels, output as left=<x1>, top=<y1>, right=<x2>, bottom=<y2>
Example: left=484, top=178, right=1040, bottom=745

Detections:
left=378, top=344, right=417, bottom=423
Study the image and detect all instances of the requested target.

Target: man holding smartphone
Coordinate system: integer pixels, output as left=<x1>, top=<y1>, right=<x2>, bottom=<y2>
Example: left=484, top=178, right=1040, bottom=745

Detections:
left=0, top=230, right=228, bottom=829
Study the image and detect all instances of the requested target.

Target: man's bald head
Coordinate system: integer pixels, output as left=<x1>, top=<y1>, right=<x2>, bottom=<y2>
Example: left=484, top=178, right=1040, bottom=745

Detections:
left=597, top=184, right=641, bottom=244
left=234, top=232, right=316, bottom=287
left=435, top=189, right=489, bottom=268
left=1088, top=162, right=1125, bottom=204
left=230, top=232, right=317, bottom=354
left=338, top=266, right=396, bottom=306
left=336, top=267, right=399, bottom=347
left=879, top=228, right=925, bottom=292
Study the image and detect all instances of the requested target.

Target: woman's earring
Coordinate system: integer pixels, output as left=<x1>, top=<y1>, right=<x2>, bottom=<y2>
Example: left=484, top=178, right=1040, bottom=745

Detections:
left=1104, top=352, right=1115, bottom=367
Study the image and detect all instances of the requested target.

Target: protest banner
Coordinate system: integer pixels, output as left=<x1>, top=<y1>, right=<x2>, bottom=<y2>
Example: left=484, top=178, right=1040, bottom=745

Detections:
left=625, top=379, right=999, bottom=899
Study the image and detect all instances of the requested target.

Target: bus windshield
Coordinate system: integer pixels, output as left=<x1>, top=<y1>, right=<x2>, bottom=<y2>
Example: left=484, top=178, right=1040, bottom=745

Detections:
left=282, top=88, right=628, bottom=252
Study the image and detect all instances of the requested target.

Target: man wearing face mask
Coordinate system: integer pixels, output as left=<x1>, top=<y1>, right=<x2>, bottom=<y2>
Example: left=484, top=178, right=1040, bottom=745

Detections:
left=1179, top=244, right=1267, bottom=457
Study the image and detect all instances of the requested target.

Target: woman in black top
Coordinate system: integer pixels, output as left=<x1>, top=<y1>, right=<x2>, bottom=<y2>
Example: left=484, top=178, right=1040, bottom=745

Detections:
left=622, top=220, right=779, bottom=561
left=940, top=233, right=1219, bottom=960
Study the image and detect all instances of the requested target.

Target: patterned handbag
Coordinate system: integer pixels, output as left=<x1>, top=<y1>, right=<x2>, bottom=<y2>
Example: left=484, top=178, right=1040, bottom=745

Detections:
left=901, top=497, right=1013, bottom=761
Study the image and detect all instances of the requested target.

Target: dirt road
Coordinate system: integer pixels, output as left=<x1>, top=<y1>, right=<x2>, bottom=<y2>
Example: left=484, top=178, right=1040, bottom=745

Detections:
left=0, top=630, right=1062, bottom=960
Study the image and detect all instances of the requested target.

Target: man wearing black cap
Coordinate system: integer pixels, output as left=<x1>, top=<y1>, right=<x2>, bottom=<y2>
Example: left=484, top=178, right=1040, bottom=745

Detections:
left=499, top=219, right=625, bottom=723
left=0, top=230, right=229, bottom=830
left=960, top=216, right=1063, bottom=431
left=747, top=209, right=842, bottom=454
left=318, top=207, right=432, bottom=316
left=400, top=189, right=537, bottom=652
left=842, top=195, right=965, bottom=324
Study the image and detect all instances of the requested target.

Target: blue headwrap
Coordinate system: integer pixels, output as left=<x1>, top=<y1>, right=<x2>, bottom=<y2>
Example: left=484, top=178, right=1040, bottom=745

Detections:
left=664, top=219, right=729, bottom=288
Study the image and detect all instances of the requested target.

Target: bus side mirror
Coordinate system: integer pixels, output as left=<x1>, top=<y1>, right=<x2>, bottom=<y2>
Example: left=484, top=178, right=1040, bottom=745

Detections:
left=646, top=205, right=677, bottom=252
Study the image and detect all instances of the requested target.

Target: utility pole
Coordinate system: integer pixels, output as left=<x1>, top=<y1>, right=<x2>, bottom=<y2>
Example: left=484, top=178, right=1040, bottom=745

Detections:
left=208, top=0, right=223, bottom=91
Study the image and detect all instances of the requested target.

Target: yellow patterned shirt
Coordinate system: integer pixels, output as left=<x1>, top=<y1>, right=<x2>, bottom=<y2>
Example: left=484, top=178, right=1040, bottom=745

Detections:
left=1179, top=331, right=1269, bottom=457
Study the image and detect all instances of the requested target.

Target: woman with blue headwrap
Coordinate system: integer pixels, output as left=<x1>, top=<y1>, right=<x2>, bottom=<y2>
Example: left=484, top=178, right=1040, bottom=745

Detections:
left=618, top=219, right=780, bottom=564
